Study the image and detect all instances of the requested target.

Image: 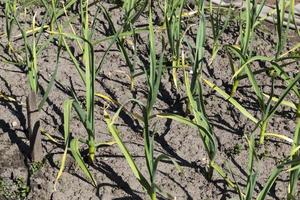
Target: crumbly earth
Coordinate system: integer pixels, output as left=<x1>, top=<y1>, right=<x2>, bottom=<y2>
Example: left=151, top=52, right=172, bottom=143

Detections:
left=0, top=1, right=299, bottom=200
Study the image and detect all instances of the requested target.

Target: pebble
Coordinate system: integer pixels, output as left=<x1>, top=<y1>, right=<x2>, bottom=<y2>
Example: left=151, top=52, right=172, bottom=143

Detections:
left=215, top=79, right=223, bottom=87
left=11, top=121, right=18, bottom=128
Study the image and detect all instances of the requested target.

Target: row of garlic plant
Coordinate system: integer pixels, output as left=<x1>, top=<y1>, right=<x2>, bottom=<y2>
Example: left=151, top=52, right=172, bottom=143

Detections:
left=206, top=0, right=300, bottom=199
left=3, top=0, right=300, bottom=199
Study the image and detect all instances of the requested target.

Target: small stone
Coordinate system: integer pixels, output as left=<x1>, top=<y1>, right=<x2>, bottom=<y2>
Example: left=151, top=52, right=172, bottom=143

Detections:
left=199, top=157, right=209, bottom=167
left=215, top=79, right=223, bottom=87
left=11, top=121, right=18, bottom=127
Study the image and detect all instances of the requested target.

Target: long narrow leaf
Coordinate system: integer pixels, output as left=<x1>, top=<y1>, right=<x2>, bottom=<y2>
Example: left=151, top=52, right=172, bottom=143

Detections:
left=70, top=138, right=96, bottom=186
left=203, top=78, right=258, bottom=123
left=103, top=109, right=152, bottom=195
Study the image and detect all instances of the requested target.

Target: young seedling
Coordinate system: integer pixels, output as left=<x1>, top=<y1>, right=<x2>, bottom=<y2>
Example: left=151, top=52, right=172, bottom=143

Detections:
left=226, top=0, right=299, bottom=142
left=274, top=0, right=295, bottom=58
left=233, top=132, right=300, bottom=200
left=97, top=1, right=148, bottom=89
left=158, top=53, right=236, bottom=189
left=157, top=6, right=236, bottom=187
left=208, top=0, right=232, bottom=64
left=164, top=0, right=185, bottom=88
left=231, top=135, right=258, bottom=200
left=52, top=0, right=102, bottom=187
left=4, top=0, right=17, bottom=53
left=287, top=72, right=300, bottom=198
left=227, top=0, right=267, bottom=96
left=288, top=104, right=300, bottom=199
left=104, top=6, right=182, bottom=199
left=10, top=0, right=62, bottom=162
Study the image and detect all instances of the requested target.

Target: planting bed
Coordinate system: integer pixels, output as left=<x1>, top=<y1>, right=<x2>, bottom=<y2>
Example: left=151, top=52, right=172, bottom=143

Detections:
left=0, top=1, right=299, bottom=200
